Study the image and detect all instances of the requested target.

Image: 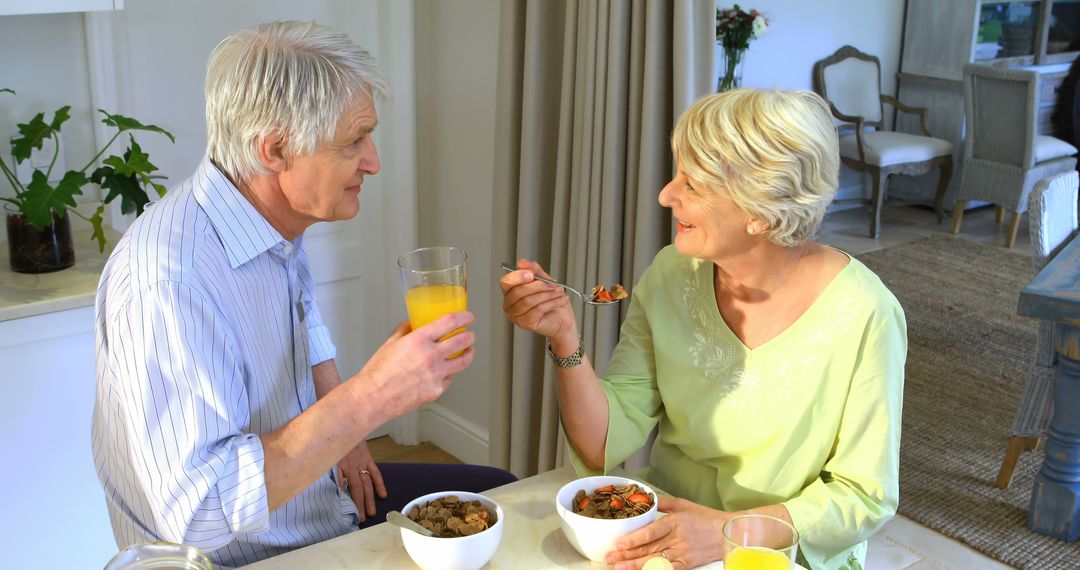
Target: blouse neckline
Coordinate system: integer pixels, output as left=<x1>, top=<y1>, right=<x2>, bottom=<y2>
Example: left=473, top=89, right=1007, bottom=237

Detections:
left=698, top=248, right=855, bottom=353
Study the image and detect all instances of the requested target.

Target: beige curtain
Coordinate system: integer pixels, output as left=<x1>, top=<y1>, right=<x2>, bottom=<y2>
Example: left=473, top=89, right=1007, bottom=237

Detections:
left=489, top=0, right=716, bottom=477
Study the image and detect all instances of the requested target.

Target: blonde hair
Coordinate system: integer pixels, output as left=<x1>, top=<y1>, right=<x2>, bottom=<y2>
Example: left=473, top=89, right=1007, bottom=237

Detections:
left=671, top=89, right=839, bottom=247
left=205, top=20, right=388, bottom=181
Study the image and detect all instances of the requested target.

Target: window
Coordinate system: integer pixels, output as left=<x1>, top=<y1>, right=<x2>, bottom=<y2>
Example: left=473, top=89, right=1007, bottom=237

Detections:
left=974, top=1, right=1080, bottom=65
left=1048, top=0, right=1080, bottom=54
left=977, top=1, right=1041, bottom=61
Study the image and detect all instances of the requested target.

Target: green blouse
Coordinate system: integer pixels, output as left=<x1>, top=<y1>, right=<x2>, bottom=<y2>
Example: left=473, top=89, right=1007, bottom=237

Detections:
left=570, top=245, right=906, bottom=570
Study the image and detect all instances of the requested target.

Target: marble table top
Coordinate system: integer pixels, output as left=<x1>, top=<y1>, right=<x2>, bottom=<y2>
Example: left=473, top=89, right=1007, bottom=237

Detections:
left=239, top=466, right=807, bottom=570
left=0, top=228, right=117, bottom=322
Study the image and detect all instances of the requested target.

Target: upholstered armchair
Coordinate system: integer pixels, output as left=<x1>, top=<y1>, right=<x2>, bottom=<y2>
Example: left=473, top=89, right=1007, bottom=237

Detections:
left=950, top=64, right=1078, bottom=249
left=813, top=45, right=954, bottom=239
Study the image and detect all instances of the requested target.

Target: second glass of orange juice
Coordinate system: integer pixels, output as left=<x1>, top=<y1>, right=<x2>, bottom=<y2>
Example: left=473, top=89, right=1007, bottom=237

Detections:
left=722, top=514, right=799, bottom=570
left=397, top=246, right=468, bottom=356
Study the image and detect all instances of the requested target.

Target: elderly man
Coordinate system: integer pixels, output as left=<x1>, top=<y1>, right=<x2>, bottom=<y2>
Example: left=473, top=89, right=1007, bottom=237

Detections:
left=92, top=21, right=512, bottom=567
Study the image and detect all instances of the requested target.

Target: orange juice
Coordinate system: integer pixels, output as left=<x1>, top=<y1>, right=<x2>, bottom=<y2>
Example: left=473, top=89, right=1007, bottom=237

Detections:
left=405, top=284, right=468, bottom=355
left=725, top=546, right=791, bottom=570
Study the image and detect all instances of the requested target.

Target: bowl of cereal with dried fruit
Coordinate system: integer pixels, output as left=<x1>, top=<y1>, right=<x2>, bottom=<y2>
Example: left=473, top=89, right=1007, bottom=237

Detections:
left=399, top=491, right=504, bottom=570
left=555, top=475, right=659, bottom=562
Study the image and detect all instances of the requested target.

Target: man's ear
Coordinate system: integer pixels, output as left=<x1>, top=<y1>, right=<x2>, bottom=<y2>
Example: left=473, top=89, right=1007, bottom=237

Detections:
left=257, top=131, right=289, bottom=173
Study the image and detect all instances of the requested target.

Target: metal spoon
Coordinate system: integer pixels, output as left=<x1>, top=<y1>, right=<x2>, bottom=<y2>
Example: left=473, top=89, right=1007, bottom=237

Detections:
left=500, top=262, right=624, bottom=306
left=387, top=510, right=436, bottom=537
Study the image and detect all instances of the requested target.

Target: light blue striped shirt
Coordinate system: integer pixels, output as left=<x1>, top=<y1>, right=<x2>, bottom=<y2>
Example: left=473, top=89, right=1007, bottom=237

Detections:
left=92, top=158, right=359, bottom=568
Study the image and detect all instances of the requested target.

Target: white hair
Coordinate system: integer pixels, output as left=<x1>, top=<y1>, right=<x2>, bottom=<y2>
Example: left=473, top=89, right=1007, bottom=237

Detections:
left=205, top=20, right=388, bottom=181
left=672, top=89, right=840, bottom=247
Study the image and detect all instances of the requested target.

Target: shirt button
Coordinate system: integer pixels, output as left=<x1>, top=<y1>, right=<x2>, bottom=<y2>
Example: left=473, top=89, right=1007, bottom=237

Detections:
left=282, top=244, right=294, bottom=254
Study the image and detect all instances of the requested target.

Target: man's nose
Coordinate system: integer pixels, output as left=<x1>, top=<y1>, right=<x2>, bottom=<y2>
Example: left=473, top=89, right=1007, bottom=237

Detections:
left=359, top=137, right=381, bottom=175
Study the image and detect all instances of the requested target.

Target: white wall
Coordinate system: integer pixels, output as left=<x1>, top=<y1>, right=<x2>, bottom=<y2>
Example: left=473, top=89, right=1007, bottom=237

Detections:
left=738, top=0, right=905, bottom=97
left=0, top=13, right=98, bottom=208
left=413, top=0, right=501, bottom=464
left=735, top=0, right=907, bottom=201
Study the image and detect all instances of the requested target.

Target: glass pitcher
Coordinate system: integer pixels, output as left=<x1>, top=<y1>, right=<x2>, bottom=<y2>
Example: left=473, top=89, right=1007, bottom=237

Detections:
left=103, top=542, right=214, bottom=570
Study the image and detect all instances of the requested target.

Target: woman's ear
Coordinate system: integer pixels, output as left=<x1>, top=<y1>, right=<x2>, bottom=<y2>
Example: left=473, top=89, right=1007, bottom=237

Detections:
left=256, top=131, right=289, bottom=173
left=746, top=217, right=770, bottom=236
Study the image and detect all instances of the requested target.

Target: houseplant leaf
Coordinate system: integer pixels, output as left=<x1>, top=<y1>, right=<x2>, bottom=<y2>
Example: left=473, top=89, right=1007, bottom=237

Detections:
left=89, top=205, right=107, bottom=253
left=93, top=165, right=146, bottom=216
left=98, top=110, right=176, bottom=143
left=20, top=169, right=84, bottom=229
left=11, top=106, right=70, bottom=163
left=92, top=139, right=161, bottom=216
left=104, top=138, right=157, bottom=177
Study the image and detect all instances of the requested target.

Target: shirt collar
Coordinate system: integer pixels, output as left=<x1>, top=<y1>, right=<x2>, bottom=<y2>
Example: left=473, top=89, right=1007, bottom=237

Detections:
left=192, top=157, right=287, bottom=269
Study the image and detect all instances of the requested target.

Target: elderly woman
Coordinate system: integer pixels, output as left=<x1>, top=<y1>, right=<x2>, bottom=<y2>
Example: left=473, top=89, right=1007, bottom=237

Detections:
left=500, top=89, right=905, bottom=570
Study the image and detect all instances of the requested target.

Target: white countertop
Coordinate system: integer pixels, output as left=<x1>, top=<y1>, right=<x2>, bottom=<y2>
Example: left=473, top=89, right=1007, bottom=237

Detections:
left=239, top=466, right=595, bottom=569
left=239, top=466, right=807, bottom=570
left=0, top=228, right=118, bottom=322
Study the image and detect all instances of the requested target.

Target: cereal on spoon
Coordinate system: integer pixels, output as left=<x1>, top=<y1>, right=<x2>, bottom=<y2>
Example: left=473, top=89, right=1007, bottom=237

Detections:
left=590, top=283, right=629, bottom=304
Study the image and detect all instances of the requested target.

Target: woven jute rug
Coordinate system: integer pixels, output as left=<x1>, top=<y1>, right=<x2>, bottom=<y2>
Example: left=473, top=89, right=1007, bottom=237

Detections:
left=858, top=235, right=1080, bottom=569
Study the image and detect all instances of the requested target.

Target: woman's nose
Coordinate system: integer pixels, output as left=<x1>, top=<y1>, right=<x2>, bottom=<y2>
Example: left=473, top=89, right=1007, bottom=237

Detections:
left=658, top=182, right=676, bottom=208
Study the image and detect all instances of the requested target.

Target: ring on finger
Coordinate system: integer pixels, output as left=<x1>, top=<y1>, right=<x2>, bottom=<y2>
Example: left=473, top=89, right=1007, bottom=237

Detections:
left=359, top=469, right=370, bottom=477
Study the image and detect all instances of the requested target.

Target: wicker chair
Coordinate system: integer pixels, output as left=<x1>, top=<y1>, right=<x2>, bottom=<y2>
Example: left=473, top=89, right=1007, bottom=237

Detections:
left=813, top=45, right=954, bottom=239
left=951, top=64, right=1078, bottom=248
left=995, top=171, right=1079, bottom=489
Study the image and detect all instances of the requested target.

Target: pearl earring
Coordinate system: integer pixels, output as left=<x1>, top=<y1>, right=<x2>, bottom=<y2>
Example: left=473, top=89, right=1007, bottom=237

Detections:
left=747, top=227, right=755, bottom=235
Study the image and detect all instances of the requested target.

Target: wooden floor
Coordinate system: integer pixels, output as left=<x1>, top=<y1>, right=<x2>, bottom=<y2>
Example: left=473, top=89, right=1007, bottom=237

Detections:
left=367, top=435, right=462, bottom=464
left=819, top=201, right=1033, bottom=259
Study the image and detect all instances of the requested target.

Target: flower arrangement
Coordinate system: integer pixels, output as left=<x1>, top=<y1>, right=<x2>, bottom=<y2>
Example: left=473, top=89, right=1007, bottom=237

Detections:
left=715, top=5, right=768, bottom=91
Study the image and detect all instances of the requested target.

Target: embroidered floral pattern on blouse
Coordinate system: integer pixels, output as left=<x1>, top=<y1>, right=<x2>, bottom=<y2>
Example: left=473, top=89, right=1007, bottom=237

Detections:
left=680, top=256, right=869, bottom=408
left=683, top=259, right=731, bottom=383
left=725, top=367, right=764, bottom=413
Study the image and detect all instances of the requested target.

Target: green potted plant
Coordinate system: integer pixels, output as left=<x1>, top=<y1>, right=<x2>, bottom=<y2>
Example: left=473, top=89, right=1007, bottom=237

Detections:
left=1, top=88, right=175, bottom=273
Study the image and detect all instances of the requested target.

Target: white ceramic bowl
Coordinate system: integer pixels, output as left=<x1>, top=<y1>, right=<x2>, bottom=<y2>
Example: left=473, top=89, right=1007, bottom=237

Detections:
left=399, top=490, right=504, bottom=570
left=555, top=475, right=659, bottom=563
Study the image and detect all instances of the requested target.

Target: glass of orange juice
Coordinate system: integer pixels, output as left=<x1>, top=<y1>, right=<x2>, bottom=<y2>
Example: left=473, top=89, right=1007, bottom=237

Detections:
left=722, top=514, right=799, bottom=570
left=397, top=246, right=468, bottom=355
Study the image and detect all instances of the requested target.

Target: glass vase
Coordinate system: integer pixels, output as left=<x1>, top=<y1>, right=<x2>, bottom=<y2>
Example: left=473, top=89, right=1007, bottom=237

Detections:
left=4, top=204, right=75, bottom=274
left=718, top=46, right=745, bottom=92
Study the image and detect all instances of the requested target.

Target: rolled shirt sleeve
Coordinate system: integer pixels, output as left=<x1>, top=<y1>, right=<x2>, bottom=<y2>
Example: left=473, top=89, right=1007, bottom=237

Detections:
left=305, top=317, right=337, bottom=366
left=108, top=280, right=270, bottom=550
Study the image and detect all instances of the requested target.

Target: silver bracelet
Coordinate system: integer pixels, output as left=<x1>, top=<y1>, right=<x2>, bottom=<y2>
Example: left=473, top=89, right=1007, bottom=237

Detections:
left=547, top=336, right=584, bottom=368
